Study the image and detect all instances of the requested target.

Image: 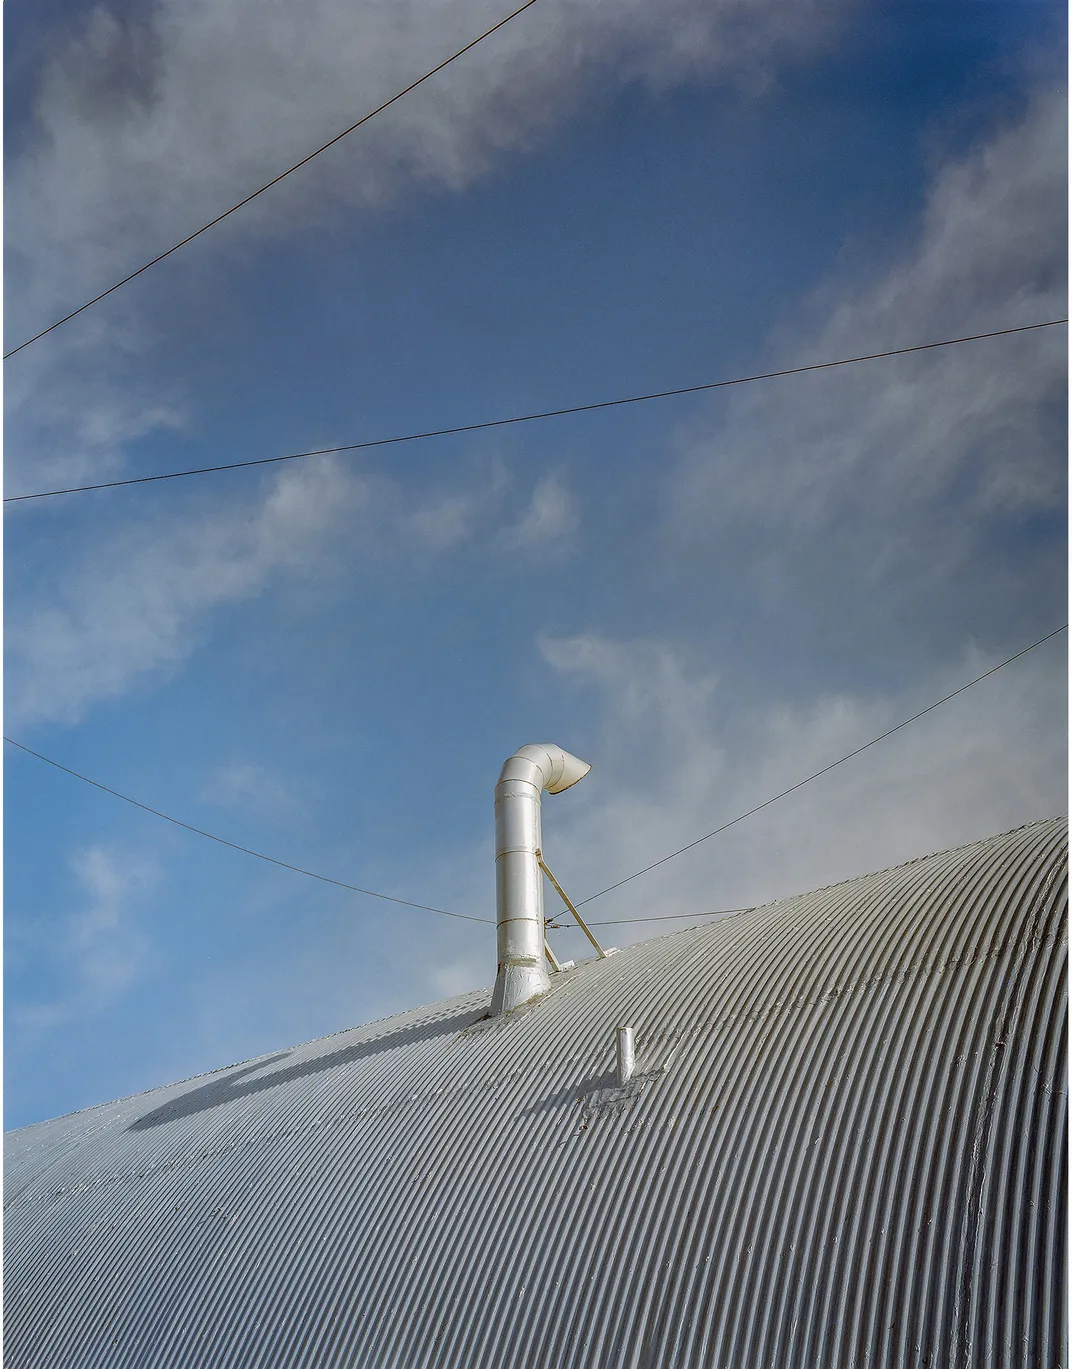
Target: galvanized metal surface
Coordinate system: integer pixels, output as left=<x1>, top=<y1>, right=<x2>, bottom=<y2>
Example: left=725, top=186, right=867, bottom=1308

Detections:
left=5, top=818, right=1066, bottom=1368
left=491, top=743, right=591, bottom=1015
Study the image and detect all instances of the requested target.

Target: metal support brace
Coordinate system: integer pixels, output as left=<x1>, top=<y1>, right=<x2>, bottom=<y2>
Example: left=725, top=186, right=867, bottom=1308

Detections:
left=537, top=851, right=608, bottom=959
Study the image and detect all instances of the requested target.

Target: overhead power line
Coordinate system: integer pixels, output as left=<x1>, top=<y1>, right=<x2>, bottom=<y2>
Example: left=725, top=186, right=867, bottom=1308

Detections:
left=5, top=626, right=1064, bottom=933
left=2, top=737, right=491, bottom=925
left=574, top=624, right=1069, bottom=909
left=3, top=0, right=541, bottom=361
left=6, top=319, right=1065, bottom=504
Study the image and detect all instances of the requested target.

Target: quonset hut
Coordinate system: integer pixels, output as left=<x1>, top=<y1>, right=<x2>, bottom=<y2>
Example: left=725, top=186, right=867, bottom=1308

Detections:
left=4, top=747, right=1067, bottom=1368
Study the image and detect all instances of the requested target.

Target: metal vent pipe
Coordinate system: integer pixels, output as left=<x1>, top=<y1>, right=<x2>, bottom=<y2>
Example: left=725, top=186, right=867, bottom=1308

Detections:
left=490, top=743, right=591, bottom=1016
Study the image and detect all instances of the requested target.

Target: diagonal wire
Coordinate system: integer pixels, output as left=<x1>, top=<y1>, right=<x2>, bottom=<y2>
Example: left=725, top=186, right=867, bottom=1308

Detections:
left=575, top=624, right=1069, bottom=909
left=591, top=908, right=751, bottom=926
left=553, top=907, right=752, bottom=928
left=6, top=319, right=1065, bottom=503
left=3, top=736, right=491, bottom=924
left=3, top=0, right=541, bottom=361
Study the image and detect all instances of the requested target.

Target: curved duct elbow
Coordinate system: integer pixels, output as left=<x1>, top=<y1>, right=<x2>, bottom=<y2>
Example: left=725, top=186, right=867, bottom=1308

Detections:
left=490, top=744, right=591, bottom=1016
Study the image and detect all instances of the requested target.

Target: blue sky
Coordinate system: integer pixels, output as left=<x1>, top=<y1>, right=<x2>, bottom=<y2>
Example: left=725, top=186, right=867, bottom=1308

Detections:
left=4, top=0, right=1066, bottom=1129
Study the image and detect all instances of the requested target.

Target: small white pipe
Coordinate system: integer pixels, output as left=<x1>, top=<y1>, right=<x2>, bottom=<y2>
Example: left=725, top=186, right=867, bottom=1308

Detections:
left=490, top=744, right=591, bottom=1015
left=616, top=1026, right=636, bottom=1086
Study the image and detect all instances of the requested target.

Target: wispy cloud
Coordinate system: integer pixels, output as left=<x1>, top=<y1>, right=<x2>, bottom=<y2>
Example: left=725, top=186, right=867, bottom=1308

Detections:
left=7, top=455, right=583, bottom=728
left=202, top=761, right=297, bottom=819
left=498, top=472, right=580, bottom=558
left=7, top=459, right=362, bottom=727
left=6, top=0, right=841, bottom=495
left=8, top=0, right=837, bottom=320
left=535, top=629, right=1066, bottom=945
left=667, top=88, right=1066, bottom=604
left=12, top=846, right=157, bottom=1031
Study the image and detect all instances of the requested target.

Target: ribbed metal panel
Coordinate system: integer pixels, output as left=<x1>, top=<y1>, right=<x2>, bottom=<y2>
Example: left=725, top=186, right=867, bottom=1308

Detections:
left=5, top=817, right=1066, bottom=1368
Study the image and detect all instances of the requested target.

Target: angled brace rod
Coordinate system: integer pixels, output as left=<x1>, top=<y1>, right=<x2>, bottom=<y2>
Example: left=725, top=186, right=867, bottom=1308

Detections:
left=537, top=851, right=607, bottom=959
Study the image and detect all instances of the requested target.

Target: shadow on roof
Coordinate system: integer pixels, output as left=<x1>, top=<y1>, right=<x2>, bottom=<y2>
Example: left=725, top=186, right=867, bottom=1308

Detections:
left=128, top=1006, right=486, bottom=1132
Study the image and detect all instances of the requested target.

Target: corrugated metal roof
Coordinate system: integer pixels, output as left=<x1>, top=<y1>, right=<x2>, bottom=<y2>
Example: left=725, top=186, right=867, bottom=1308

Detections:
left=5, top=817, right=1067, bottom=1368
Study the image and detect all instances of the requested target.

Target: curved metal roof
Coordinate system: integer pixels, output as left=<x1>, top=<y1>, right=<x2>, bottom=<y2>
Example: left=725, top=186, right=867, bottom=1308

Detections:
left=5, top=817, right=1067, bottom=1368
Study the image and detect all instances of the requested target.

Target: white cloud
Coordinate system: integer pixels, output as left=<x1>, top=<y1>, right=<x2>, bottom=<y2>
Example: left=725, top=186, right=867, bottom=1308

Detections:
left=7, top=0, right=836, bottom=325
left=538, top=633, right=722, bottom=805
left=7, top=459, right=364, bottom=727
left=5, top=374, right=187, bottom=500
left=6, top=454, right=585, bottom=727
left=4, top=0, right=842, bottom=496
left=534, top=630, right=1066, bottom=948
left=203, top=761, right=296, bottom=818
left=499, top=472, right=579, bottom=557
left=667, top=87, right=1066, bottom=593
left=401, top=488, right=488, bottom=554
left=13, top=846, right=157, bottom=1031
left=6, top=457, right=429, bottom=726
